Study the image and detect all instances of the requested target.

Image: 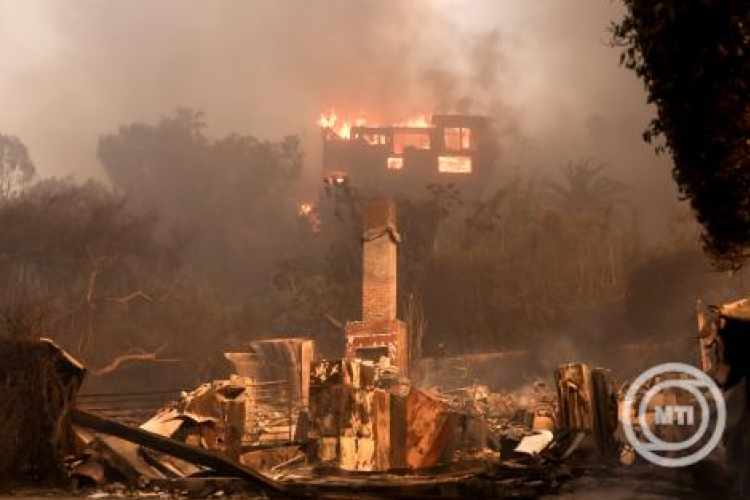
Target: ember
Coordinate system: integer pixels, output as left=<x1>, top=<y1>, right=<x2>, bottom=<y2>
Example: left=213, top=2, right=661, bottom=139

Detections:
left=297, top=202, right=314, bottom=216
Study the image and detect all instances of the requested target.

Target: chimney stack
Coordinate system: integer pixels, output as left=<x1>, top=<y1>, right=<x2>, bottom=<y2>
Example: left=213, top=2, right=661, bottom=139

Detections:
left=345, top=199, right=408, bottom=373
left=362, top=199, right=399, bottom=322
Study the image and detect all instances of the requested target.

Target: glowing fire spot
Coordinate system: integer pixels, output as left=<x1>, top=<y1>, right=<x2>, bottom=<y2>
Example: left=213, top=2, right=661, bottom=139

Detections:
left=387, top=157, right=404, bottom=170
left=318, top=110, right=430, bottom=139
left=324, top=171, right=349, bottom=186
left=398, top=113, right=430, bottom=128
left=318, top=111, right=337, bottom=129
left=438, top=156, right=472, bottom=174
left=318, top=111, right=368, bottom=139
left=297, top=202, right=321, bottom=232
left=298, top=202, right=314, bottom=216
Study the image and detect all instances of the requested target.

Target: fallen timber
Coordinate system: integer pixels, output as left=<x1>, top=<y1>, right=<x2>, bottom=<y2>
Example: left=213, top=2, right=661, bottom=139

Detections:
left=70, top=408, right=288, bottom=497
left=72, top=402, right=579, bottom=499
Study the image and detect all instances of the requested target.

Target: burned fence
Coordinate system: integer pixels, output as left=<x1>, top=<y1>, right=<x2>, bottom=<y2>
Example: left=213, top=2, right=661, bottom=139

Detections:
left=77, top=390, right=182, bottom=427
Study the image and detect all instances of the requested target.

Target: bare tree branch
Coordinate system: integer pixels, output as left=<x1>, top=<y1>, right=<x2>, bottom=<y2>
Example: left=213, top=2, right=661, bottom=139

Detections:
left=105, top=290, right=153, bottom=304
left=92, top=344, right=178, bottom=377
left=324, top=313, right=343, bottom=330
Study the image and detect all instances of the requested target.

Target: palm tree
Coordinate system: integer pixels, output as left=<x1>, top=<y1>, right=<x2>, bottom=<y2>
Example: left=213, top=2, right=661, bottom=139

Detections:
left=547, top=161, right=631, bottom=213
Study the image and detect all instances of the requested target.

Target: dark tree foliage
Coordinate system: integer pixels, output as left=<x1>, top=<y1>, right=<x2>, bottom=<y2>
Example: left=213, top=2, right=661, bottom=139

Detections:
left=0, top=178, right=238, bottom=386
left=97, top=109, right=304, bottom=296
left=613, top=1, right=750, bottom=268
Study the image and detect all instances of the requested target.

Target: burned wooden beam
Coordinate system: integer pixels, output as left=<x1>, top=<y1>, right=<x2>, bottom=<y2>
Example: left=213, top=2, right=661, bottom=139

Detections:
left=555, top=363, right=618, bottom=462
left=70, top=408, right=289, bottom=497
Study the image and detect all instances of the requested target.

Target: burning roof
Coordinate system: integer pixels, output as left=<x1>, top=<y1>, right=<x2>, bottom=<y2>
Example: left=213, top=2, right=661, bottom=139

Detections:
left=318, top=110, right=497, bottom=196
left=318, top=111, right=431, bottom=140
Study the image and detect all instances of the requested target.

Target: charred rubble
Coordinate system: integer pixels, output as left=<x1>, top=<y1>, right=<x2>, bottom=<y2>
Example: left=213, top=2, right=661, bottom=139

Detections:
left=0, top=199, right=742, bottom=498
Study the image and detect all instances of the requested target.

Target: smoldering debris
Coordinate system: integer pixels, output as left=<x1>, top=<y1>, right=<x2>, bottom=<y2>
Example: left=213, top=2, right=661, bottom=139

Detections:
left=0, top=335, right=660, bottom=499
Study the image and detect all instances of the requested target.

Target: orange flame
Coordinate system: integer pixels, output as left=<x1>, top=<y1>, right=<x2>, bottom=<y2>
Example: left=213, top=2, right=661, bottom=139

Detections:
left=398, top=113, right=430, bottom=128
left=318, top=110, right=430, bottom=139
left=318, top=111, right=337, bottom=129
left=297, top=202, right=314, bottom=216
left=318, top=111, right=366, bottom=139
left=297, top=201, right=321, bottom=232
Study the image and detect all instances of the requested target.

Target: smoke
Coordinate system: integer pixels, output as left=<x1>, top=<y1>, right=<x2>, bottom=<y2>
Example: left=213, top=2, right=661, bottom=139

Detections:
left=0, top=0, right=680, bottom=234
left=3, top=0, right=749, bottom=389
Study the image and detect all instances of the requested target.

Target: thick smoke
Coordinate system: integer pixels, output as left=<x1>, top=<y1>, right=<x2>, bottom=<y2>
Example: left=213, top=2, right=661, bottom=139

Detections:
left=0, top=0, right=676, bottom=235
left=0, top=1, right=442, bottom=174
left=2, top=0, right=749, bottom=385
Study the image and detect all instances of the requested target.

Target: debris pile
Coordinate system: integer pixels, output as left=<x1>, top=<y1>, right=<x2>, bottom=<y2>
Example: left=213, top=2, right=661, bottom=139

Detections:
left=71, top=338, right=315, bottom=492
left=0, top=336, right=671, bottom=498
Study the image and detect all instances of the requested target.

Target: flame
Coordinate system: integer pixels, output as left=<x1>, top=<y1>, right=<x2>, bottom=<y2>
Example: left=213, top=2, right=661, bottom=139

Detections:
left=336, top=119, right=366, bottom=140
left=318, top=111, right=337, bottom=129
left=318, top=111, right=367, bottom=139
left=398, top=113, right=430, bottom=128
left=297, top=202, right=314, bottom=216
left=296, top=201, right=322, bottom=232
left=338, top=121, right=352, bottom=139
left=387, top=157, right=404, bottom=170
left=318, top=110, right=430, bottom=139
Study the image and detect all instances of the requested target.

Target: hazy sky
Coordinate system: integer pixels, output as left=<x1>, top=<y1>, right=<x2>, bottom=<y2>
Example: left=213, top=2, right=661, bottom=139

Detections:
left=0, top=0, right=679, bottom=231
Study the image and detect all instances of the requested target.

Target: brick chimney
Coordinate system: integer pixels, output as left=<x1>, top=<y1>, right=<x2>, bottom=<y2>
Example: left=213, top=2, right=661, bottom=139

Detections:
left=362, top=199, right=398, bottom=321
left=345, top=199, right=408, bottom=373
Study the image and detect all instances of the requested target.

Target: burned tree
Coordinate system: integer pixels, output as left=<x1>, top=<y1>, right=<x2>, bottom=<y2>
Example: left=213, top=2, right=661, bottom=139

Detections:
left=97, top=109, right=304, bottom=296
left=0, top=178, right=229, bottom=386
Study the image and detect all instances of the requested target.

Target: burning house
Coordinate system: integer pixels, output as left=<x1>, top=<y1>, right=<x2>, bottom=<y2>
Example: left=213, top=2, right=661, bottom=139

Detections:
left=320, top=112, right=496, bottom=196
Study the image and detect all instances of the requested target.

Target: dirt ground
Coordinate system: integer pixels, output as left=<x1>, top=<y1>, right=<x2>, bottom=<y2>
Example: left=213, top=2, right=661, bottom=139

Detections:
left=0, top=464, right=739, bottom=500
left=544, top=464, right=733, bottom=500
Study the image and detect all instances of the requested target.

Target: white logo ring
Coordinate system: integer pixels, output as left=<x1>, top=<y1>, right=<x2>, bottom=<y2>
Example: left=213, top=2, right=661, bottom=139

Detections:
left=621, top=362, right=726, bottom=468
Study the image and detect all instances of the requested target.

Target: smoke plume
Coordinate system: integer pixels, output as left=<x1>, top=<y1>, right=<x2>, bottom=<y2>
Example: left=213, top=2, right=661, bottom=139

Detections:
left=0, top=0, right=674, bottom=232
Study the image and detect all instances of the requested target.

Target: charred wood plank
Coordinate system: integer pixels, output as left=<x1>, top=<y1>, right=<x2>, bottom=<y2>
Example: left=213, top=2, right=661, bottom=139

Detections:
left=70, top=408, right=288, bottom=497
